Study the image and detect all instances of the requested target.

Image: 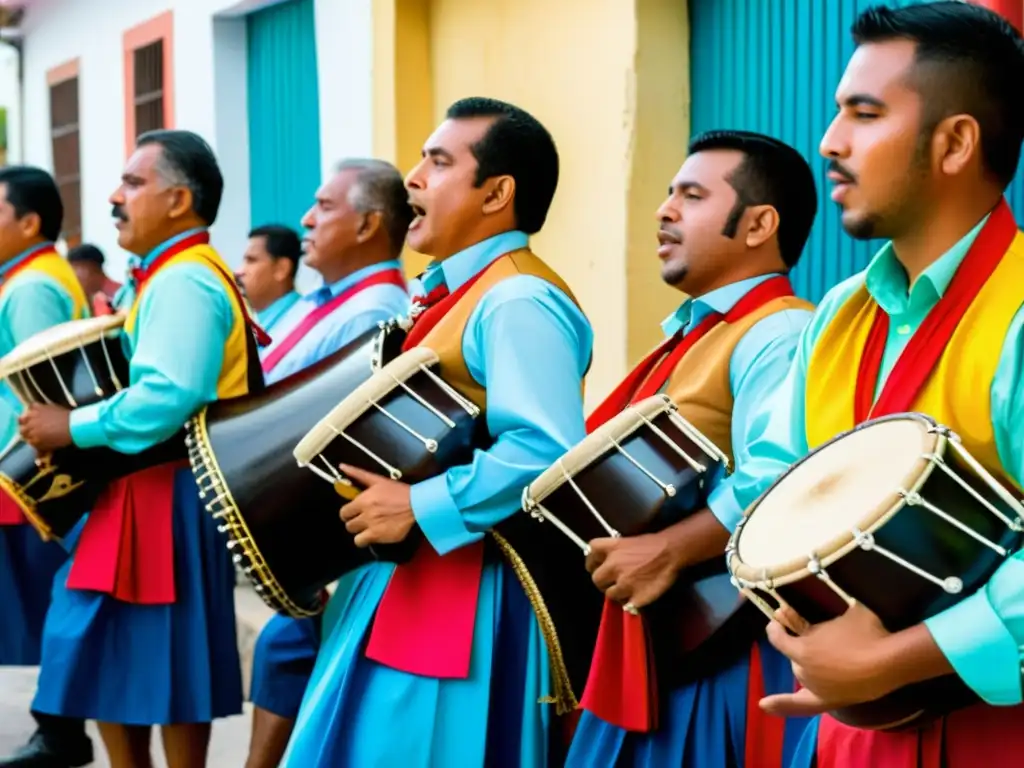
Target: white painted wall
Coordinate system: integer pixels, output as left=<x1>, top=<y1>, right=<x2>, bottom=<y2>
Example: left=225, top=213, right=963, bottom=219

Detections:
left=18, top=0, right=375, bottom=284
left=0, top=42, right=22, bottom=166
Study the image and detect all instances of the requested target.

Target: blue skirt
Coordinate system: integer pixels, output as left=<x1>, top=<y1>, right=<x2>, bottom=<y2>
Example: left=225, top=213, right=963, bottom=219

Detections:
left=566, top=639, right=813, bottom=767
left=250, top=614, right=322, bottom=719
left=0, top=525, right=68, bottom=666
left=282, top=554, right=551, bottom=768
left=31, top=468, right=243, bottom=724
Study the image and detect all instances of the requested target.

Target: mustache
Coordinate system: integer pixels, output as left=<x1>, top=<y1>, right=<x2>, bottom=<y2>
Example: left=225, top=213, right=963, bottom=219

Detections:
left=828, top=160, right=856, bottom=184
left=111, top=205, right=128, bottom=222
left=659, top=225, right=683, bottom=242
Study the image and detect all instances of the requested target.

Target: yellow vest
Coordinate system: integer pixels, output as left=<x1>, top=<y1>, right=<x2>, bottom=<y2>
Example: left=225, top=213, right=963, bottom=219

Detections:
left=805, top=230, right=1024, bottom=490
left=125, top=244, right=255, bottom=399
left=2, top=252, right=89, bottom=320
left=662, top=294, right=812, bottom=463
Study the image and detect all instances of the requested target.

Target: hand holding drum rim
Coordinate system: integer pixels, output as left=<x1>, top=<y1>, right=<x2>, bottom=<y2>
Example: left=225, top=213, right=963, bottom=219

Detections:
left=17, top=403, right=73, bottom=453
left=337, top=463, right=416, bottom=548
left=585, top=533, right=686, bottom=611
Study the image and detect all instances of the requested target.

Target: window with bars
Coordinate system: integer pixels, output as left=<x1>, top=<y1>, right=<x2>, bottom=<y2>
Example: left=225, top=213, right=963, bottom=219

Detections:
left=133, top=40, right=165, bottom=138
left=49, top=77, right=82, bottom=247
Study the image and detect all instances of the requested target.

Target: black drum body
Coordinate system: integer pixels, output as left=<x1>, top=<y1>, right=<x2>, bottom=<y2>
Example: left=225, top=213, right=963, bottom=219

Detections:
left=729, top=412, right=1024, bottom=730
left=187, top=323, right=408, bottom=617
left=0, top=317, right=185, bottom=540
left=521, top=395, right=759, bottom=693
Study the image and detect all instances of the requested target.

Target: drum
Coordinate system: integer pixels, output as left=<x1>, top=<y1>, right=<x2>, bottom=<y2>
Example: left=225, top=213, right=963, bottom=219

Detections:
left=0, top=315, right=184, bottom=540
left=188, top=321, right=409, bottom=618
left=726, top=412, right=1024, bottom=730
left=521, top=394, right=761, bottom=688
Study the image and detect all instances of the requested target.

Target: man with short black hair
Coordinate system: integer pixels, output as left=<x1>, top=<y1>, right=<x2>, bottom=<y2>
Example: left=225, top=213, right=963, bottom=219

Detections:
left=19, top=129, right=265, bottom=768
left=237, top=224, right=302, bottom=332
left=0, top=165, right=92, bottom=768
left=280, top=97, right=593, bottom=767
left=565, top=130, right=818, bottom=767
left=735, top=4, right=1024, bottom=767
left=67, top=243, right=121, bottom=313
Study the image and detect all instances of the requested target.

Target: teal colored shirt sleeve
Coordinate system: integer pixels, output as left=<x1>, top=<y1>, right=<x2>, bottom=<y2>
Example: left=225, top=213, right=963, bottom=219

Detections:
left=706, top=307, right=813, bottom=531
left=409, top=275, right=593, bottom=555
left=3, top=276, right=76, bottom=344
left=923, top=302, right=1024, bottom=706
left=68, top=264, right=235, bottom=454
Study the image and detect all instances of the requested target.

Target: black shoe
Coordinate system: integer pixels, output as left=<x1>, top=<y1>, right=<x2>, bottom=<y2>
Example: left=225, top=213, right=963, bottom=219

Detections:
left=0, top=731, right=94, bottom=768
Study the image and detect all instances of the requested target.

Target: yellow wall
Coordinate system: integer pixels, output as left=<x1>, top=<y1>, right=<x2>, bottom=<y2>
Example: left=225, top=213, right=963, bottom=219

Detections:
left=372, top=0, right=690, bottom=409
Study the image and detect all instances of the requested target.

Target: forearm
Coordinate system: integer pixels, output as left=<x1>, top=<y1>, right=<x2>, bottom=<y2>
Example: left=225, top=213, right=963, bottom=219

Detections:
left=660, top=508, right=731, bottom=570
left=881, top=623, right=956, bottom=693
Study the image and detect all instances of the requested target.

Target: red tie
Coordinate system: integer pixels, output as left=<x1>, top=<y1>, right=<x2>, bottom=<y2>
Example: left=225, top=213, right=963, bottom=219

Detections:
left=412, top=282, right=450, bottom=310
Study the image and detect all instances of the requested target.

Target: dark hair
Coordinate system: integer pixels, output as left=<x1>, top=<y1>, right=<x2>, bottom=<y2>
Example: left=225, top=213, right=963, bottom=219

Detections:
left=67, top=243, right=105, bottom=266
left=853, top=2, right=1024, bottom=188
left=136, top=129, right=224, bottom=225
left=0, top=166, right=63, bottom=241
left=688, top=130, right=817, bottom=269
left=248, top=224, right=302, bottom=274
left=335, top=158, right=413, bottom=258
left=445, top=97, right=559, bottom=234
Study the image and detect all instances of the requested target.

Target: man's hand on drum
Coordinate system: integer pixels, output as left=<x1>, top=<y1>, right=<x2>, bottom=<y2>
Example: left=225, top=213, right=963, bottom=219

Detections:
left=585, top=531, right=684, bottom=610
left=337, top=464, right=416, bottom=547
left=18, top=403, right=73, bottom=453
left=759, top=601, right=953, bottom=718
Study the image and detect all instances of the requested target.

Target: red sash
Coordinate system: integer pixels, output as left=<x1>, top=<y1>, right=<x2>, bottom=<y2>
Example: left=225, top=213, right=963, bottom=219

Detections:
left=65, top=232, right=262, bottom=604
left=261, top=268, right=407, bottom=375
left=0, top=245, right=61, bottom=526
left=579, top=275, right=796, bottom=733
left=364, top=258, right=509, bottom=678
left=817, top=199, right=1024, bottom=768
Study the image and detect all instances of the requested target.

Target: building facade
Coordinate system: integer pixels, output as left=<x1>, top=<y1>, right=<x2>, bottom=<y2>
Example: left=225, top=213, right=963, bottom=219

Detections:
left=6, top=0, right=1024, bottom=405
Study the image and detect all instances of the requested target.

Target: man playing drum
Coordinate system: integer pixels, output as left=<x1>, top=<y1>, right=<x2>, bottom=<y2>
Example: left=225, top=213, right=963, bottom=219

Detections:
left=17, top=130, right=265, bottom=768
left=244, top=158, right=412, bottom=768
left=0, top=167, right=93, bottom=768
left=564, top=131, right=819, bottom=767
left=279, top=97, right=594, bottom=767
left=729, top=4, right=1024, bottom=767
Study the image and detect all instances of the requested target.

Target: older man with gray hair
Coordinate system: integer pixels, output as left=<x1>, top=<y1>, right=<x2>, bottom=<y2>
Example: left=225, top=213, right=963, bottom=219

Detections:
left=244, top=157, right=412, bottom=768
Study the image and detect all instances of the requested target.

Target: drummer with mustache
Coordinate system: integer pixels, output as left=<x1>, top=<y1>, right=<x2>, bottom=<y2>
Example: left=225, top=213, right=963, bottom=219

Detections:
left=280, top=96, right=594, bottom=767
left=244, top=158, right=412, bottom=768
left=564, top=131, right=819, bottom=767
left=18, top=130, right=265, bottom=768
left=0, top=167, right=93, bottom=768
left=728, top=5, right=1024, bottom=768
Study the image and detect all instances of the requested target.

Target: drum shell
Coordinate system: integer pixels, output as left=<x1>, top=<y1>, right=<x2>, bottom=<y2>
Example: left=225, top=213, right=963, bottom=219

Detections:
left=194, top=326, right=407, bottom=615
left=744, top=423, right=1022, bottom=729
left=7, top=331, right=129, bottom=408
left=523, top=408, right=758, bottom=691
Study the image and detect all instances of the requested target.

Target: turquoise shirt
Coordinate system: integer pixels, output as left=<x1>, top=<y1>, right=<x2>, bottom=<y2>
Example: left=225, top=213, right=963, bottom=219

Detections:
left=408, top=230, right=594, bottom=554
left=739, top=214, right=1024, bottom=706
left=257, top=290, right=300, bottom=333
left=0, top=242, right=78, bottom=449
left=659, top=273, right=813, bottom=529
left=69, top=229, right=237, bottom=455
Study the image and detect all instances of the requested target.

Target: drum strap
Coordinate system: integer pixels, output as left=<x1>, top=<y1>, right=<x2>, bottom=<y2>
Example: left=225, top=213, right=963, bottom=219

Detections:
left=855, top=198, right=1017, bottom=423
left=260, top=268, right=407, bottom=375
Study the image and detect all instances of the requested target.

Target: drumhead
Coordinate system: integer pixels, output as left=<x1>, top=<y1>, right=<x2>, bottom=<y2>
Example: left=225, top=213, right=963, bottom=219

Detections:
left=293, top=346, right=439, bottom=464
left=525, top=395, right=678, bottom=505
left=0, top=315, right=124, bottom=378
left=731, top=414, right=942, bottom=584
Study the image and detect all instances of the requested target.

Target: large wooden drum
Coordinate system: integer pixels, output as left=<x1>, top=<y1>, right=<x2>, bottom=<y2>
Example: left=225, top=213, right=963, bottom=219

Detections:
left=727, top=412, right=1024, bottom=730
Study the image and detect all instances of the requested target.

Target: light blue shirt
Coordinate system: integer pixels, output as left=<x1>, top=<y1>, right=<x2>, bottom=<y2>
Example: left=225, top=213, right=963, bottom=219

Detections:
left=260, top=260, right=409, bottom=384
left=739, top=215, right=1024, bottom=706
left=0, top=242, right=78, bottom=448
left=408, top=230, right=594, bottom=553
left=656, top=274, right=813, bottom=530
left=258, top=290, right=301, bottom=333
left=69, top=229, right=238, bottom=455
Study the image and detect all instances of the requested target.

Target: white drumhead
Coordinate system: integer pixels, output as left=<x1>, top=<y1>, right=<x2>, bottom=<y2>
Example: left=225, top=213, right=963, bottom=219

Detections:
left=524, top=395, right=679, bottom=504
left=293, top=346, right=439, bottom=464
left=733, top=416, right=940, bottom=581
left=0, top=315, right=124, bottom=378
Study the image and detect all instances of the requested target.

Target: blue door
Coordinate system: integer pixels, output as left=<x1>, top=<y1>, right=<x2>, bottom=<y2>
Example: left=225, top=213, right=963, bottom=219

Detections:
left=689, top=0, right=1024, bottom=302
left=247, top=0, right=322, bottom=232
